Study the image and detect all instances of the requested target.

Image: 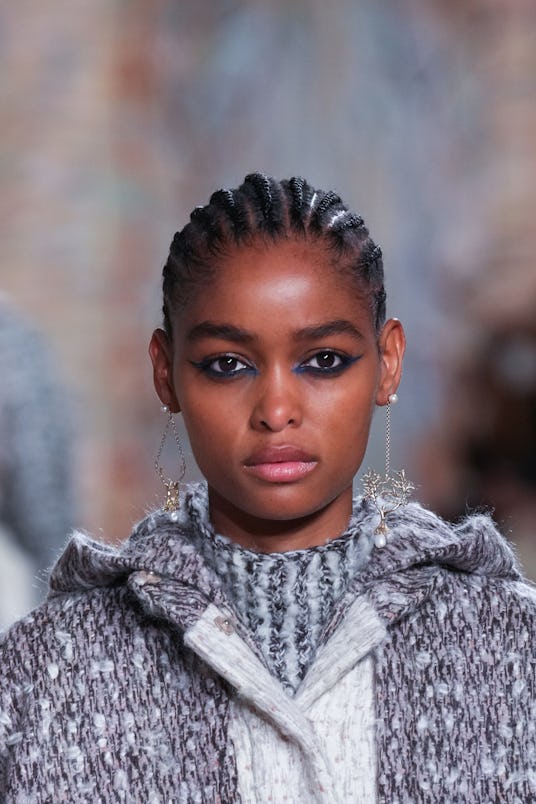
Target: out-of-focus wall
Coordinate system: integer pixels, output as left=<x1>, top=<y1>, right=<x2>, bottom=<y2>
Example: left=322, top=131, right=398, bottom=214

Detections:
left=1, top=0, right=534, bottom=574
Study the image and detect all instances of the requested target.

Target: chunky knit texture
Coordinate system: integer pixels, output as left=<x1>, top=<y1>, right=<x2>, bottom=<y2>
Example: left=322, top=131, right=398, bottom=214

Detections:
left=0, top=483, right=535, bottom=802
left=187, top=492, right=373, bottom=694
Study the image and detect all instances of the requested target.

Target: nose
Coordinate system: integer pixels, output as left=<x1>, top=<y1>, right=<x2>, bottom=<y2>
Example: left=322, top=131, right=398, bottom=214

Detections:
left=249, top=369, right=303, bottom=432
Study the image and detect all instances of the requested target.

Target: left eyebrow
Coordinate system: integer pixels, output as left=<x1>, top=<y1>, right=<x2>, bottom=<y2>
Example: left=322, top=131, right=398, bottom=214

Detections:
left=293, top=320, right=365, bottom=342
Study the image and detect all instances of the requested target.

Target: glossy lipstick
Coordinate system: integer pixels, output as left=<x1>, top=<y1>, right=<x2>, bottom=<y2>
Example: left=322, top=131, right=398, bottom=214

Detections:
left=243, top=446, right=317, bottom=483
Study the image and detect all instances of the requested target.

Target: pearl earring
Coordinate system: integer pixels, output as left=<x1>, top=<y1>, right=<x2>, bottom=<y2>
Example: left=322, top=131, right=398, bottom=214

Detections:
left=362, top=393, right=414, bottom=547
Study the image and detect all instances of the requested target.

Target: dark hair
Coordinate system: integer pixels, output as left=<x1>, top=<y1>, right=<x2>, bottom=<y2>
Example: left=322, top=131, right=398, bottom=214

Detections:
left=162, top=173, right=386, bottom=335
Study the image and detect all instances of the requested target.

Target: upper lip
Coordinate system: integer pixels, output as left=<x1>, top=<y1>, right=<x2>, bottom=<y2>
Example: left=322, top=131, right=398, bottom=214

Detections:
left=244, top=445, right=317, bottom=466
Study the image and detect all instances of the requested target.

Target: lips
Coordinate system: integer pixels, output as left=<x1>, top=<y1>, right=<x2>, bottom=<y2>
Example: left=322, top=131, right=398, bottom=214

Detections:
left=243, top=445, right=318, bottom=483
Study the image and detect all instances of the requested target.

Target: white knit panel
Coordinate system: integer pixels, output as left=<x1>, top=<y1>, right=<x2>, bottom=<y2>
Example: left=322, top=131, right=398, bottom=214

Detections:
left=186, top=602, right=382, bottom=802
left=229, top=657, right=376, bottom=803
left=310, top=656, right=376, bottom=802
left=229, top=701, right=315, bottom=803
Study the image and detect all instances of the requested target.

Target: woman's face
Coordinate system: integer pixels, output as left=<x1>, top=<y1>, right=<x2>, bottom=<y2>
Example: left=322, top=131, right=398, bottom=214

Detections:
left=150, top=239, right=405, bottom=550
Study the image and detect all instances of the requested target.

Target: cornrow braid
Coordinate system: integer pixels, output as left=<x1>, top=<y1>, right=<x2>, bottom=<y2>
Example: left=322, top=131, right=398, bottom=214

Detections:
left=162, top=173, right=387, bottom=336
left=287, top=176, right=307, bottom=231
left=243, top=173, right=286, bottom=236
left=209, top=189, right=250, bottom=239
left=244, top=173, right=274, bottom=219
left=314, top=190, right=342, bottom=221
left=329, top=212, right=365, bottom=234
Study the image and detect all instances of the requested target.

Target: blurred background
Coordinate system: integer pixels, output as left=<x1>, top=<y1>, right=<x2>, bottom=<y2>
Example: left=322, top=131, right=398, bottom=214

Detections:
left=1, top=0, right=535, bottom=624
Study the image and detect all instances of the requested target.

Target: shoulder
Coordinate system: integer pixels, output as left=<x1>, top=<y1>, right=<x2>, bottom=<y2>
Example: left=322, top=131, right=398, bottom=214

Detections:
left=380, top=498, right=522, bottom=579
left=376, top=570, right=536, bottom=709
left=437, top=567, right=536, bottom=635
left=374, top=541, right=536, bottom=800
left=362, top=496, right=536, bottom=647
left=0, top=582, right=172, bottom=690
left=0, top=583, right=185, bottom=754
left=0, top=586, right=119, bottom=662
left=388, top=569, right=536, bottom=680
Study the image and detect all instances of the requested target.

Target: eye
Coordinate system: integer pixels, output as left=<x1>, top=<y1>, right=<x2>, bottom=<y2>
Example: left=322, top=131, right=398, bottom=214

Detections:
left=305, top=351, right=343, bottom=370
left=191, top=354, right=255, bottom=378
left=297, top=350, right=357, bottom=375
left=211, top=356, right=244, bottom=374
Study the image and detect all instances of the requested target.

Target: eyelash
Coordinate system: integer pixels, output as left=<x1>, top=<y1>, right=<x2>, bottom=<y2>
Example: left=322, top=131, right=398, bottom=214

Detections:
left=190, top=350, right=359, bottom=380
left=190, top=355, right=257, bottom=379
left=296, top=351, right=358, bottom=375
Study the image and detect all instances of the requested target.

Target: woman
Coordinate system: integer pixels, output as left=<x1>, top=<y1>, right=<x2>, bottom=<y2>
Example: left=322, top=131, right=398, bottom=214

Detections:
left=0, top=174, right=534, bottom=802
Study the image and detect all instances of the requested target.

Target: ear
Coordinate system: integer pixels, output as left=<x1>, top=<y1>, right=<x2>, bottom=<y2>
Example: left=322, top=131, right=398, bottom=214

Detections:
left=376, top=318, right=406, bottom=406
left=148, top=329, right=181, bottom=412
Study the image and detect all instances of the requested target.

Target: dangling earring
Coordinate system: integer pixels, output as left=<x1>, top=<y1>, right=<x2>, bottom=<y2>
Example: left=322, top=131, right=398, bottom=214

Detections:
left=155, top=405, right=186, bottom=513
left=362, top=393, right=414, bottom=547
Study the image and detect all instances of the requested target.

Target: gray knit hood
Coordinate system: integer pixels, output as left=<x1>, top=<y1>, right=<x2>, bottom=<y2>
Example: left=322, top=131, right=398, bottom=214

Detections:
left=48, top=484, right=522, bottom=628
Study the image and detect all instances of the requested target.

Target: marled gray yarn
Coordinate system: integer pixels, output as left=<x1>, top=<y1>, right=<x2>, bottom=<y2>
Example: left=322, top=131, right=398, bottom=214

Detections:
left=187, top=492, right=373, bottom=694
left=0, top=483, right=535, bottom=802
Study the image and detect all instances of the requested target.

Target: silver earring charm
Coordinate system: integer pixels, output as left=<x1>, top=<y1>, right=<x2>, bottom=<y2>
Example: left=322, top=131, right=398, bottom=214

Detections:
left=155, top=405, right=186, bottom=513
left=363, top=393, right=414, bottom=547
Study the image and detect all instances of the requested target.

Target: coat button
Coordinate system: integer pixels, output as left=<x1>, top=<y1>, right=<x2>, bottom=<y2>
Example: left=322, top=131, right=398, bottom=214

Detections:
left=214, top=614, right=235, bottom=635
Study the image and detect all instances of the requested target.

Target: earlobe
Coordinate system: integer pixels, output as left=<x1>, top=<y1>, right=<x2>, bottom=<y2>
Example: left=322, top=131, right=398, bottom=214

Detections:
left=376, top=318, right=406, bottom=406
left=148, top=329, right=181, bottom=412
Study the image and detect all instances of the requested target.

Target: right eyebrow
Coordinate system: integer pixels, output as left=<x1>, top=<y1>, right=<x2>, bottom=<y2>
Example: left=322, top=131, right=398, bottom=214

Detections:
left=186, top=321, right=255, bottom=344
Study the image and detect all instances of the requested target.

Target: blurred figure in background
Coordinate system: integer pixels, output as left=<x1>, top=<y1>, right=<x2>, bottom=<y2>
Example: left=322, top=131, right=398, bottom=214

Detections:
left=417, top=313, right=536, bottom=578
left=0, top=295, right=75, bottom=628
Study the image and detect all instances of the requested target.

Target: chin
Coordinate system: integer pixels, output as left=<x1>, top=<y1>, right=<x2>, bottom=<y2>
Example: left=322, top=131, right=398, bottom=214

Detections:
left=239, top=487, right=337, bottom=523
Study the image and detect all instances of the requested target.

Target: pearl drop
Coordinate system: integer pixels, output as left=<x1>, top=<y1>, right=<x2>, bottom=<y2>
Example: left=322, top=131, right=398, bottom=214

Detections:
left=374, top=533, right=387, bottom=548
left=388, top=393, right=398, bottom=404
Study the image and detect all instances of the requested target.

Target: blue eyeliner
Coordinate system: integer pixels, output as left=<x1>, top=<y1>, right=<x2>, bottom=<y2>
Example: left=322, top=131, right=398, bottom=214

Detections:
left=293, top=353, right=361, bottom=377
left=190, top=351, right=361, bottom=380
left=189, top=357, right=258, bottom=379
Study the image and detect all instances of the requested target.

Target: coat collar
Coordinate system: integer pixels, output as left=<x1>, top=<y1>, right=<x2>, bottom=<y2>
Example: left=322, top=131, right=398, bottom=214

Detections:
left=49, top=483, right=521, bottom=634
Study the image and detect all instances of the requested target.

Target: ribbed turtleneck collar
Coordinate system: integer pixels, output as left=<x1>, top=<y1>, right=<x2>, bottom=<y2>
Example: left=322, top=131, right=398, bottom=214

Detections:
left=184, top=487, right=374, bottom=694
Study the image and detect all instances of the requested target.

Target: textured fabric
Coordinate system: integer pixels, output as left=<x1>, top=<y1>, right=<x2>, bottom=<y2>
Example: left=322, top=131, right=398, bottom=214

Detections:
left=0, top=586, right=240, bottom=802
left=229, top=649, right=378, bottom=802
left=189, top=493, right=373, bottom=693
left=354, top=502, right=536, bottom=802
left=0, top=483, right=535, bottom=802
left=185, top=596, right=383, bottom=802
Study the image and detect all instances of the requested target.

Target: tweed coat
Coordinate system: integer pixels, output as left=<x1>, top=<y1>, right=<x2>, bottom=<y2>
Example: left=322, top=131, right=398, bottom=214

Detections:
left=0, top=486, right=535, bottom=802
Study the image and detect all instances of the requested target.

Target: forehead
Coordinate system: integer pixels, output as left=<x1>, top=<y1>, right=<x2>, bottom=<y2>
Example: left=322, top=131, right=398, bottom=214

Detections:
left=174, top=239, right=374, bottom=340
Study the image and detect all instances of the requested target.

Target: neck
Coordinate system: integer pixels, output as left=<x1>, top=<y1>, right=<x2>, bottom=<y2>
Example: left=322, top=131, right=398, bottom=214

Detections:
left=207, top=486, right=353, bottom=552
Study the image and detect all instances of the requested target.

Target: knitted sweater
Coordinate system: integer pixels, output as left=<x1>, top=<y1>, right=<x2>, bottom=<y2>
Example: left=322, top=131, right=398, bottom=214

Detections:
left=188, top=493, right=374, bottom=694
left=0, top=484, right=535, bottom=802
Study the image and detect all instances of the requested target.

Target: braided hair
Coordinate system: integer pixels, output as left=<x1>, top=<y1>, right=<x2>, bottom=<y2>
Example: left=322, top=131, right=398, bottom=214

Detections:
left=162, top=173, right=386, bottom=335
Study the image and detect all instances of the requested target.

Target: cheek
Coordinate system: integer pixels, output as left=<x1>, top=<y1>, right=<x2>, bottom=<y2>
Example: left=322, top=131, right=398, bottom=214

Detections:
left=179, top=387, right=240, bottom=463
left=311, top=373, right=378, bottom=423
left=327, top=403, right=374, bottom=454
left=315, top=379, right=378, bottom=455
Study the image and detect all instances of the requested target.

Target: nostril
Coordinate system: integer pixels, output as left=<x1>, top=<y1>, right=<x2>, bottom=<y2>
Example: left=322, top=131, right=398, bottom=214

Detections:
left=260, top=416, right=295, bottom=430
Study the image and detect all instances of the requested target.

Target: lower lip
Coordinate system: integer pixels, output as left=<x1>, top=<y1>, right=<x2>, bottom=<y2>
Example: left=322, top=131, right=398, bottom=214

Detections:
left=244, top=461, right=317, bottom=483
